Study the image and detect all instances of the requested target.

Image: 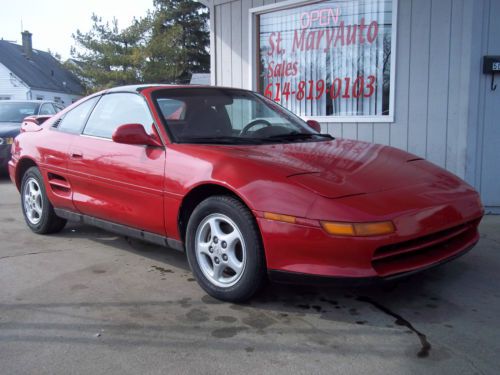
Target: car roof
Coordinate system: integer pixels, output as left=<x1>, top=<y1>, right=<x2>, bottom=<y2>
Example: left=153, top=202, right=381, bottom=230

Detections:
left=0, top=100, right=56, bottom=104
left=104, top=84, right=245, bottom=94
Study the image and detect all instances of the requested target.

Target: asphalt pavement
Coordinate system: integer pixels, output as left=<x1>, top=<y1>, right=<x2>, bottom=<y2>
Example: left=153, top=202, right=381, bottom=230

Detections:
left=0, top=175, right=499, bottom=375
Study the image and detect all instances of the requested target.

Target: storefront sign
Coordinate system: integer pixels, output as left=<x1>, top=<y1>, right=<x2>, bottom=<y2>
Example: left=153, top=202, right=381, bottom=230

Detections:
left=258, top=0, right=394, bottom=119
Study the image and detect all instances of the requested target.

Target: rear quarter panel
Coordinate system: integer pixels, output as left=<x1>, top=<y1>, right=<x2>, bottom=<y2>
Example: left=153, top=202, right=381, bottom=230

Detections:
left=11, top=119, right=77, bottom=211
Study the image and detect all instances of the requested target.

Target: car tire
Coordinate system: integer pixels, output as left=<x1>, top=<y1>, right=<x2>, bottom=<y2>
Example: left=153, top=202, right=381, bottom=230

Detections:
left=21, top=166, right=66, bottom=234
left=186, top=195, right=266, bottom=302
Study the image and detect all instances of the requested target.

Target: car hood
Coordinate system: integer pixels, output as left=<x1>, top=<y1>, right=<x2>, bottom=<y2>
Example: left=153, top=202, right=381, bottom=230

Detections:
left=222, top=139, right=455, bottom=199
left=0, top=122, right=21, bottom=137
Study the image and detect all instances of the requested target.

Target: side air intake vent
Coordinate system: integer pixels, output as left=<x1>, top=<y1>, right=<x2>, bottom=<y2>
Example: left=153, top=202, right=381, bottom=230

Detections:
left=52, top=118, right=62, bottom=128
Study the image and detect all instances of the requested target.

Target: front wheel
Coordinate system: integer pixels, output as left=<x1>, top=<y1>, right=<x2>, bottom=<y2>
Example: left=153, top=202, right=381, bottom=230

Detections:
left=186, top=195, right=266, bottom=302
left=21, top=166, right=66, bottom=234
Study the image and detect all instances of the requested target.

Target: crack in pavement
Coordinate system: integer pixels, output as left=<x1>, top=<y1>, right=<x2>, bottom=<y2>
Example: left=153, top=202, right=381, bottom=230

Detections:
left=357, top=296, right=431, bottom=358
left=0, top=249, right=68, bottom=261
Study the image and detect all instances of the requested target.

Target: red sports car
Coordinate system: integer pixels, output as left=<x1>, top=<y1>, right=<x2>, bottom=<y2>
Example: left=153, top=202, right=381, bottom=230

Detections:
left=9, top=85, right=483, bottom=301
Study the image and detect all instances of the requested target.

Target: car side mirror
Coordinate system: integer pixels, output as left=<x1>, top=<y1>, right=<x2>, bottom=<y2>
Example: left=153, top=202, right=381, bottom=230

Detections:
left=306, top=119, right=321, bottom=133
left=112, top=124, right=162, bottom=147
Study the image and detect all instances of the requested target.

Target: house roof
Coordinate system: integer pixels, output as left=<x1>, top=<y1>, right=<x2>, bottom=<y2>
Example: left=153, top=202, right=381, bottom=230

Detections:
left=0, top=40, right=84, bottom=96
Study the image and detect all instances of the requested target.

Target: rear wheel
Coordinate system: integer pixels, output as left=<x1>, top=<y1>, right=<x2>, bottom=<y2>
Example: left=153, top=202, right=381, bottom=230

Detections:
left=186, top=195, right=266, bottom=302
left=21, top=167, right=66, bottom=234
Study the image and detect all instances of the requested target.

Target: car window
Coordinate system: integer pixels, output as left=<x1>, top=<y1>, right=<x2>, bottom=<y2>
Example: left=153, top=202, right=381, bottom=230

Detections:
left=58, top=97, right=99, bottom=134
left=157, top=99, right=186, bottom=120
left=54, top=104, right=64, bottom=112
left=224, top=98, right=274, bottom=131
left=0, top=102, right=39, bottom=122
left=39, top=103, right=56, bottom=115
left=83, top=93, right=154, bottom=139
left=153, top=88, right=317, bottom=144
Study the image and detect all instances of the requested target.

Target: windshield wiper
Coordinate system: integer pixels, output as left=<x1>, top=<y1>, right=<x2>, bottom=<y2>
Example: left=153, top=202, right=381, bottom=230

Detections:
left=262, top=132, right=334, bottom=141
left=178, top=136, right=263, bottom=145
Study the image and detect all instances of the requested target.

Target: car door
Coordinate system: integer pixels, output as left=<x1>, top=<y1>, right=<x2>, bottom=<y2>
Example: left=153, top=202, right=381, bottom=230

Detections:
left=67, top=92, right=166, bottom=235
left=40, top=97, right=100, bottom=212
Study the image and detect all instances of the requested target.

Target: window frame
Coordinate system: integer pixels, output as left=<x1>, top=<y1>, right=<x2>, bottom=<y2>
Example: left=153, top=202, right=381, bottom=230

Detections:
left=54, top=104, right=65, bottom=112
left=54, top=96, right=101, bottom=135
left=248, top=0, right=398, bottom=123
left=80, top=92, right=166, bottom=146
left=39, top=103, right=57, bottom=115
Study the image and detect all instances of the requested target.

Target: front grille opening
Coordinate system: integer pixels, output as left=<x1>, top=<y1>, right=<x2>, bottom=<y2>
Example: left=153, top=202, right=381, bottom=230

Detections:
left=372, top=219, right=479, bottom=277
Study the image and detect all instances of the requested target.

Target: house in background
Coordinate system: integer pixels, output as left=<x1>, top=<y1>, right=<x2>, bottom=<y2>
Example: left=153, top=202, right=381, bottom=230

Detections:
left=0, top=31, right=83, bottom=106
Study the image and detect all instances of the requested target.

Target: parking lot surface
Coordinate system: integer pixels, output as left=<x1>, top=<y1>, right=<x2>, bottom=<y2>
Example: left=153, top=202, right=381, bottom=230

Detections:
left=0, top=175, right=499, bottom=374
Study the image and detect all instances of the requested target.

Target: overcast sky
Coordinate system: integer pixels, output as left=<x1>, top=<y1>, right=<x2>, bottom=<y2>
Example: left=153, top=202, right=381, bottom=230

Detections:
left=0, top=0, right=154, bottom=59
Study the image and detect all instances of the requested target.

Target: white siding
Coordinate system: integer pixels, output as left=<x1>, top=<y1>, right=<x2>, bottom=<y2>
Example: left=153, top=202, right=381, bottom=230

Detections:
left=465, top=0, right=500, bottom=208
left=30, top=90, right=81, bottom=108
left=0, top=63, right=81, bottom=107
left=210, top=0, right=483, bottom=181
left=0, top=63, right=29, bottom=100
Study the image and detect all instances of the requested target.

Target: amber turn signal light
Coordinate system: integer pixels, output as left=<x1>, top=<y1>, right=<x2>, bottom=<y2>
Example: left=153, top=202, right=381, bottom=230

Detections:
left=263, top=212, right=297, bottom=224
left=321, top=220, right=395, bottom=237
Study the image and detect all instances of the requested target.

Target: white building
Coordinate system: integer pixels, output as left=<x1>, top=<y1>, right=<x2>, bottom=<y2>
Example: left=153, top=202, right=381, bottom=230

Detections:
left=201, top=0, right=500, bottom=212
left=0, top=31, right=83, bottom=106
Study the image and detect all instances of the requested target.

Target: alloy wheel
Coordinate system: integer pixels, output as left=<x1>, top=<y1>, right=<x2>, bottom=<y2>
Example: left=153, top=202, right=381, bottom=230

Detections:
left=23, top=177, right=43, bottom=225
left=195, top=213, right=246, bottom=288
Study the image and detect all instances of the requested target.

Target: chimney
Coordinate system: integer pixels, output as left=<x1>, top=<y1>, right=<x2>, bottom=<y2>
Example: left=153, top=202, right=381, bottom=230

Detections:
left=21, top=30, right=33, bottom=59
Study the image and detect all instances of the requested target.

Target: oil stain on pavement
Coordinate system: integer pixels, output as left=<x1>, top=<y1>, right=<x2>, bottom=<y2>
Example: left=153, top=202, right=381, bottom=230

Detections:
left=195, top=281, right=436, bottom=359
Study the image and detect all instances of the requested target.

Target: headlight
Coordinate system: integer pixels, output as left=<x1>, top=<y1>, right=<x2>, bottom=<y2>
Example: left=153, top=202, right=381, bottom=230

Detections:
left=321, top=221, right=395, bottom=237
left=0, top=137, right=14, bottom=145
left=263, top=211, right=396, bottom=237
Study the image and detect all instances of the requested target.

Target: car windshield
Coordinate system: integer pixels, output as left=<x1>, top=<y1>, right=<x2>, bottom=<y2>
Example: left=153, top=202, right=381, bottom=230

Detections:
left=0, top=102, right=40, bottom=123
left=153, top=88, right=332, bottom=144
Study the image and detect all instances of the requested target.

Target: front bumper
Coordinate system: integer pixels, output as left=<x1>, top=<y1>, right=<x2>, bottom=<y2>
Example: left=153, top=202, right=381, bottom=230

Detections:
left=267, top=240, right=477, bottom=285
left=256, top=188, right=483, bottom=279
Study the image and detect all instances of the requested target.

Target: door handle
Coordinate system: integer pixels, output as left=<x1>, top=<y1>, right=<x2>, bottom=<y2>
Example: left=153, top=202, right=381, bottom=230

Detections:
left=71, top=152, right=83, bottom=158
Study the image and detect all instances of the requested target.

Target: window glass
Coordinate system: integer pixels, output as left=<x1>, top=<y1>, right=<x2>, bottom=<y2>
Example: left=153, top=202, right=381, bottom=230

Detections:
left=39, top=103, right=56, bottom=115
left=83, top=93, right=154, bottom=139
left=225, top=97, right=277, bottom=130
left=153, top=88, right=327, bottom=145
left=58, top=97, right=99, bottom=134
left=258, top=0, right=393, bottom=118
left=158, top=98, right=186, bottom=120
left=0, top=102, right=39, bottom=122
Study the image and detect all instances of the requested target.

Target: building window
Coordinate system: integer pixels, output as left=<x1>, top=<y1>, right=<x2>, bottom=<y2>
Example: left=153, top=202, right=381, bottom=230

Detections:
left=0, top=95, right=11, bottom=100
left=254, top=0, right=396, bottom=122
left=36, top=95, right=44, bottom=100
